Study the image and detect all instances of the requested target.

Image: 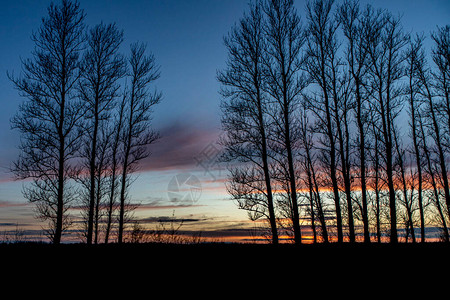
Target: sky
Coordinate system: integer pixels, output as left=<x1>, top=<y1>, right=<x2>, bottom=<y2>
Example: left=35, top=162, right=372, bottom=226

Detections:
left=0, top=0, right=449, bottom=242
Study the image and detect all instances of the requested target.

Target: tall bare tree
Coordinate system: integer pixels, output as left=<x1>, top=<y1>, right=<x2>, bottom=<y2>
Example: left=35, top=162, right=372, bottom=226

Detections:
left=368, top=115, right=386, bottom=243
left=417, top=107, right=449, bottom=241
left=405, top=35, right=426, bottom=242
left=77, top=124, right=114, bottom=243
left=299, top=104, right=329, bottom=243
left=431, top=25, right=450, bottom=218
left=365, top=10, right=407, bottom=243
left=78, top=22, right=126, bottom=244
left=9, top=0, right=85, bottom=244
left=104, top=95, right=126, bottom=243
left=218, top=1, right=279, bottom=244
left=393, top=123, right=416, bottom=242
left=215, top=0, right=450, bottom=244
left=263, top=0, right=306, bottom=244
left=117, top=42, right=161, bottom=243
left=339, top=0, right=378, bottom=243
left=415, top=33, right=450, bottom=240
left=304, top=0, right=345, bottom=242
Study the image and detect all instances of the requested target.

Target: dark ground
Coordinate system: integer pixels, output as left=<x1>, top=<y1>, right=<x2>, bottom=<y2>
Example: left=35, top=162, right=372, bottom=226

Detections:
left=1, top=242, right=449, bottom=291
left=2, top=241, right=449, bottom=267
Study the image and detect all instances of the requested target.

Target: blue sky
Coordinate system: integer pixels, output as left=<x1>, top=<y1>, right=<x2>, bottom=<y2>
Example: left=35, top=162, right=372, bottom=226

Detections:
left=0, top=0, right=449, bottom=242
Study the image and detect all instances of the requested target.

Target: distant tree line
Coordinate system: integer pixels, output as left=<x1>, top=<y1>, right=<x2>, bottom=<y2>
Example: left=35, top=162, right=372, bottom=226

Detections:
left=218, top=0, right=450, bottom=244
left=9, top=0, right=161, bottom=244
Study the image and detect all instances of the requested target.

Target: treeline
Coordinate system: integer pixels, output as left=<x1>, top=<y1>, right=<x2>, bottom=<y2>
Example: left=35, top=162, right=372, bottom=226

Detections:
left=218, top=0, right=450, bottom=243
left=9, top=0, right=161, bottom=244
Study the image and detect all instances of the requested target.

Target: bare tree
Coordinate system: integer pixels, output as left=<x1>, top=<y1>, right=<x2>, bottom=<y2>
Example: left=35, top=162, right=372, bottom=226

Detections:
left=392, top=123, right=416, bottom=243
left=333, top=70, right=356, bottom=242
left=218, top=1, right=279, bottom=243
left=263, top=0, right=306, bottom=244
left=92, top=126, right=113, bottom=243
left=104, top=95, right=126, bottom=243
left=77, top=124, right=114, bottom=243
left=9, top=0, right=85, bottom=244
left=415, top=33, right=450, bottom=240
left=405, top=35, right=426, bottom=242
left=117, top=42, right=161, bottom=243
left=368, top=117, right=385, bottom=243
left=431, top=25, right=450, bottom=218
left=339, top=0, right=378, bottom=243
left=304, top=0, right=345, bottom=243
left=365, top=10, right=407, bottom=243
left=226, top=165, right=274, bottom=225
left=299, top=104, right=329, bottom=243
left=78, top=22, right=126, bottom=244
left=217, top=0, right=450, bottom=244
left=299, top=110, right=317, bottom=244
left=303, top=161, right=317, bottom=243
left=417, top=107, right=449, bottom=241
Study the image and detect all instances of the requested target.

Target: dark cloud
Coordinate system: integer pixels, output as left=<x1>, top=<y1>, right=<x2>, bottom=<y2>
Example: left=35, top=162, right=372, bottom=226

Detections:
left=140, top=119, right=222, bottom=172
left=0, top=222, right=20, bottom=227
left=133, top=196, right=205, bottom=211
left=139, top=216, right=208, bottom=224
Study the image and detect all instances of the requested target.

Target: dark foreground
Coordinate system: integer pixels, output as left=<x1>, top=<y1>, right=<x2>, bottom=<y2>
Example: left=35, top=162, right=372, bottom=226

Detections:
left=3, top=242, right=447, bottom=295
left=2, top=242, right=449, bottom=268
left=2, top=242, right=449, bottom=291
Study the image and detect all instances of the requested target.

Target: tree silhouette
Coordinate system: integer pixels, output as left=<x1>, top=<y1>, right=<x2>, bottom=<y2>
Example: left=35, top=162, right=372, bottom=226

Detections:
left=220, top=0, right=450, bottom=244
left=298, top=104, right=329, bottom=243
left=9, top=0, right=85, bottom=244
left=430, top=25, right=450, bottom=219
left=104, top=95, right=126, bottom=243
left=117, top=42, right=161, bottom=244
left=78, top=22, right=126, bottom=244
left=405, top=35, right=426, bottom=242
left=263, top=0, right=306, bottom=244
left=7, top=0, right=450, bottom=244
left=415, top=28, right=450, bottom=241
left=218, top=1, right=279, bottom=244
left=338, top=0, right=374, bottom=243
left=304, top=0, right=345, bottom=243
left=365, top=10, right=408, bottom=243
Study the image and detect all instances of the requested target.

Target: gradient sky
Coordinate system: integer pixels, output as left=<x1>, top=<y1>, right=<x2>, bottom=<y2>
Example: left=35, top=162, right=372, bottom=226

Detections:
left=0, top=0, right=449, bottom=242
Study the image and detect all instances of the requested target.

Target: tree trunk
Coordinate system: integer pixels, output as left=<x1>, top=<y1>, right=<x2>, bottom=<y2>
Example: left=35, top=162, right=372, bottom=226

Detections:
left=323, top=87, right=343, bottom=243
left=285, top=121, right=302, bottom=244
left=355, top=82, right=370, bottom=243
left=408, top=72, right=425, bottom=242
left=260, top=118, right=278, bottom=244
left=306, top=165, right=317, bottom=244
left=87, top=100, right=99, bottom=245
left=55, top=57, right=67, bottom=245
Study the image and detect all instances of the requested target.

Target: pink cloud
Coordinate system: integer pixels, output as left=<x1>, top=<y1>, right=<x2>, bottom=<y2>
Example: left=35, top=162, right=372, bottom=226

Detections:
left=1, top=120, right=225, bottom=182
left=139, top=120, right=222, bottom=172
left=0, top=200, right=29, bottom=208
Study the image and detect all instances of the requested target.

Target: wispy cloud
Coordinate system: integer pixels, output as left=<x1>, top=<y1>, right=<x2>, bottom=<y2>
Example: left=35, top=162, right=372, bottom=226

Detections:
left=0, top=200, right=29, bottom=208
left=132, top=196, right=205, bottom=211
left=139, top=120, right=222, bottom=172
left=0, top=222, right=22, bottom=227
left=139, top=216, right=208, bottom=224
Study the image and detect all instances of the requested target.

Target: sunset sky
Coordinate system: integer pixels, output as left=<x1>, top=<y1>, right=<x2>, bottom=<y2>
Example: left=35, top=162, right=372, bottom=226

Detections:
left=0, top=0, right=449, bottom=242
